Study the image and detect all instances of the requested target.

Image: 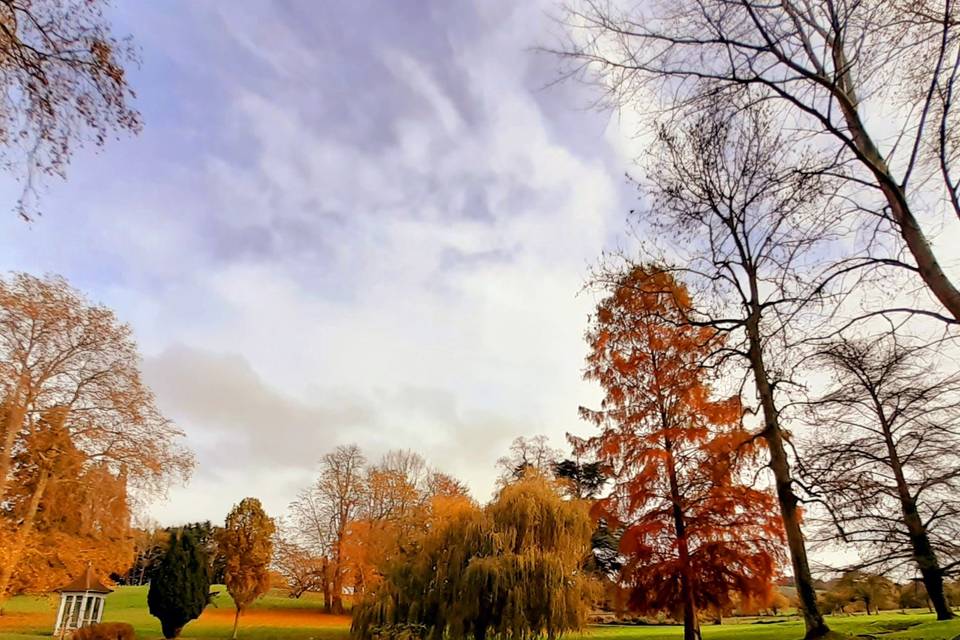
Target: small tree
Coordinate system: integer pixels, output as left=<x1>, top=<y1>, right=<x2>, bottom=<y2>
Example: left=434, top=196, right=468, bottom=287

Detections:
left=148, top=528, right=211, bottom=639
left=219, top=498, right=276, bottom=639
left=832, top=571, right=897, bottom=615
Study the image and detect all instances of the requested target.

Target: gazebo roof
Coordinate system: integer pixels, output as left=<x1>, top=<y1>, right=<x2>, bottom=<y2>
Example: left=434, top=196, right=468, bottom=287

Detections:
left=56, top=565, right=113, bottom=594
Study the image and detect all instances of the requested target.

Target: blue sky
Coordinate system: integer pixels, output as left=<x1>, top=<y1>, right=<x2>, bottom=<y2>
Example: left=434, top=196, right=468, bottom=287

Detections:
left=0, top=1, right=638, bottom=523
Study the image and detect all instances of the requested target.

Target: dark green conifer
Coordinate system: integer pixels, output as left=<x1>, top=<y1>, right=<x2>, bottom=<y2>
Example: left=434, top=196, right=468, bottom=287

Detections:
left=148, top=527, right=212, bottom=638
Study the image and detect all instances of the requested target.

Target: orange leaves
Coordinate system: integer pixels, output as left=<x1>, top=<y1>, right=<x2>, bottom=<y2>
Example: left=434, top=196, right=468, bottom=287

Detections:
left=582, top=267, right=783, bottom=619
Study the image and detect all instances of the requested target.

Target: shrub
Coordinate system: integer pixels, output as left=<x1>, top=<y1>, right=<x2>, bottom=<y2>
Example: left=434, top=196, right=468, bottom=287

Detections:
left=71, top=622, right=135, bottom=640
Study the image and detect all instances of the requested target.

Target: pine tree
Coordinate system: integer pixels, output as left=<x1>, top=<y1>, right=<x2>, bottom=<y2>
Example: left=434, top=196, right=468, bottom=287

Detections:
left=148, top=528, right=211, bottom=639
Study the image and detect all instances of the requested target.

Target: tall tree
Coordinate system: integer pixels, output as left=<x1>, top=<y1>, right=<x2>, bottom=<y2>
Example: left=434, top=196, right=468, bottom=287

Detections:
left=219, top=498, right=276, bottom=639
left=0, top=0, right=141, bottom=219
left=147, top=528, right=212, bottom=639
left=802, top=337, right=960, bottom=619
left=557, top=0, right=960, bottom=324
left=0, top=273, right=193, bottom=600
left=581, top=267, right=785, bottom=640
left=311, top=444, right=366, bottom=614
left=585, top=104, right=840, bottom=638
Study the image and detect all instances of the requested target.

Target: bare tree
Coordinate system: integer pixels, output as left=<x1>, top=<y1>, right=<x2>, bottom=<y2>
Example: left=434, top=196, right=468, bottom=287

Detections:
left=801, top=336, right=960, bottom=619
left=588, top=104, right=844, bottom=638
left=272, top=523, right=327, bottom=599
left=555, top=0, right=960, bottom=324
left=495, top=434, right=561, bottom=488
left=295, top=445, right=366, bottom=615
left=288, top=487, right=334, bottom=610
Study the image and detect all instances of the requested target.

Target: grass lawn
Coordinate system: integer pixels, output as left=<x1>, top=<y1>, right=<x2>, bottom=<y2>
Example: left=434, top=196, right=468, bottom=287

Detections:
left=2, top=587, right=960, bottom=640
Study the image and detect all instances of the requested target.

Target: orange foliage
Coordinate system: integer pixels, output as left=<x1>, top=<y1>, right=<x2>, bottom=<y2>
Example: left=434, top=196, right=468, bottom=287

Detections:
left=581, top=267, right=784, bottom=627
left=3, top=409, right=133, bottom=595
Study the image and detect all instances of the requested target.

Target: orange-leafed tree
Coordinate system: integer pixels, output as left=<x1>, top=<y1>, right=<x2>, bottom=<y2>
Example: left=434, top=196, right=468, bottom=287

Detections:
left=219, top=498, right=276, bottom=639
left=580, top=267, right=784, bottom=640
left=0, top=274, right=193, bottom=601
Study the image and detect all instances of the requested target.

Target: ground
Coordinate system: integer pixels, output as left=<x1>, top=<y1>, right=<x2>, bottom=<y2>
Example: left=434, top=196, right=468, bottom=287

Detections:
left=1, top=586, right=959, bottom=640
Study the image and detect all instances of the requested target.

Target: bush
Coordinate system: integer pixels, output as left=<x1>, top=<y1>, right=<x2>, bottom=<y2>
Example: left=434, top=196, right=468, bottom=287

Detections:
left=71, top=622, right=135, bottom=640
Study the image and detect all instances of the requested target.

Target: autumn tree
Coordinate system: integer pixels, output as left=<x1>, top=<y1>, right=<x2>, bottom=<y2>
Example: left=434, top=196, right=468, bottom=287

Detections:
left=556, top=0, right=960, bottom=325
left=424, top=471, right=471, bottom=499
left=0, top=274, right=193, bottom=600
left=3, top=407, right=133, bottom=594
left=801, top=337, right=960, bottom=619
left=826, top=571, right=897, bottom=615
left=352, top=474, right=595, bottom=640
left=219, top=498, right=276, bottom=639
left=581, top=103, right=842, bottom=638
left=581, top=266, right=784, bottom=640
left=0, top=0, right=142, bottom=219
left=148, top=527, right=212, bottom=639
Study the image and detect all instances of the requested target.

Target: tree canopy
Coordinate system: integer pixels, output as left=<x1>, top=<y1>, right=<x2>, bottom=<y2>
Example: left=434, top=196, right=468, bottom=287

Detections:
left=351, top=474, right=595, bottom=640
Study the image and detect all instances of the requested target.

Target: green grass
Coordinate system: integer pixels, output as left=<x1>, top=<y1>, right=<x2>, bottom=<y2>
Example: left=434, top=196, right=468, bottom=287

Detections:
left=0, top=586, right=348, bottom=640
left=587, top=612, right=960, bottom=639
left=2, top=587, right=960, bottom=640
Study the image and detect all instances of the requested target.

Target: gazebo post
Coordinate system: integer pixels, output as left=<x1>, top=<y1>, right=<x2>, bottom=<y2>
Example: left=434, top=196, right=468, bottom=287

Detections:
left=53, top=596, right=67, bottom=636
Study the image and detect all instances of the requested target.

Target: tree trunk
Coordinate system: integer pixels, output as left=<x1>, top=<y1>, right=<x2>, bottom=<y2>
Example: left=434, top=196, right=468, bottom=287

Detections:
left=331, top=547, right=344, bottom=615
left=831, top=70, right=960, bottom=322
left=663, top=436, right=702, bottom=640
left=231, top=607, right=241, bottom=639
left=879, top=416, right=955, bottom=620
left=745, top=309, right=830, bottom=639
left=0, top=468, right=49, bottom=602
left=0, top=400, right=27, bottom=501
left=321, top=557, right=332, bottom=614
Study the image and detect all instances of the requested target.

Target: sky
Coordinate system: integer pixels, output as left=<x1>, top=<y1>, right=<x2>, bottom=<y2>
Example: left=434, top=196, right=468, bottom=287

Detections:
left=0, top=1, right=640, bottom=524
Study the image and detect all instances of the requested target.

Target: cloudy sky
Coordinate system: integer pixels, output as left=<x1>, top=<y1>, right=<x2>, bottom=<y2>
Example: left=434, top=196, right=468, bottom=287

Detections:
left=0, top=1, right=639, bottom=523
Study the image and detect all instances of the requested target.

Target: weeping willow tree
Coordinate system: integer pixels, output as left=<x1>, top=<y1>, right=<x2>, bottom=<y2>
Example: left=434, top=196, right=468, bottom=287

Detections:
left=351, top=475, right=595, bottom=640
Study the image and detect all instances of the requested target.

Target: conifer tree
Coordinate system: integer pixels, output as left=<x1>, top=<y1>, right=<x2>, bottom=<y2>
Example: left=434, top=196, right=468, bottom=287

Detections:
left=148, top=528, right=211, bottom=639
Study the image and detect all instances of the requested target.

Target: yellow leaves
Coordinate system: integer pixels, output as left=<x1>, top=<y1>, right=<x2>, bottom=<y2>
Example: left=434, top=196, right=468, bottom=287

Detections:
left=219, top=498, right=276, bottom=611
left=352, top=476, right=596, bottom=640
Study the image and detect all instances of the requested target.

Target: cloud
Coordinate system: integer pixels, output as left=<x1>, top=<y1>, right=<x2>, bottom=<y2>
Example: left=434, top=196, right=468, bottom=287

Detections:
left=143, top=344, right=535, bottom=520
left=0, top=0, right=625, bottom=523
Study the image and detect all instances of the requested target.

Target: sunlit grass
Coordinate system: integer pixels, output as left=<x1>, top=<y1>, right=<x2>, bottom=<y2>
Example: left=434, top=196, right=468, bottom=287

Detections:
left=3, top=586, right=960, bottom=640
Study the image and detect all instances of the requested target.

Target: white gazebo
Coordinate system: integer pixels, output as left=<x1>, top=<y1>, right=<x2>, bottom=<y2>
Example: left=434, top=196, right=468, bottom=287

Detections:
left=53, top=565, right=112, bottom=636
